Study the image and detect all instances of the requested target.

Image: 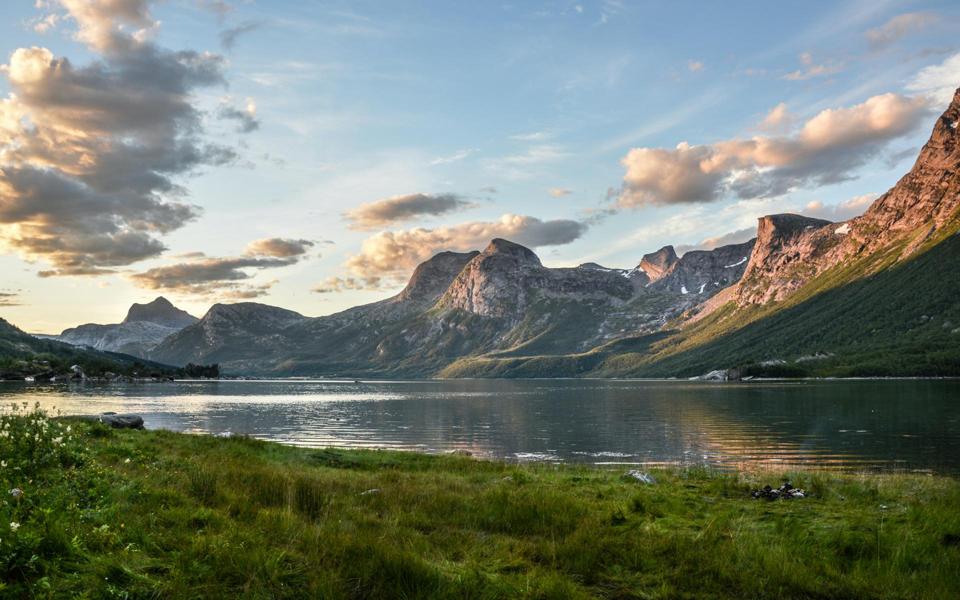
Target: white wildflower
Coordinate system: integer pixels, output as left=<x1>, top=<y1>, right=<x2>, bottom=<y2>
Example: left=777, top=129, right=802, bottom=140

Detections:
left=9, top=522, right=19, bottom=532
left=9, top=488, right=23, bottom=499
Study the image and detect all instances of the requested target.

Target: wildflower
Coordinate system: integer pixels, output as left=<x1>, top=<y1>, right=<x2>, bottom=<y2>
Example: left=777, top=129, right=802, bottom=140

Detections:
left=124, top=458, right=131, bottom=464
left=9, top=522, right=19, bottom=532
left=52, top=436, right=63, bottom=445
left=1, top=460, right=6, bottom=468
left=9, top=488, right=23, bottom=499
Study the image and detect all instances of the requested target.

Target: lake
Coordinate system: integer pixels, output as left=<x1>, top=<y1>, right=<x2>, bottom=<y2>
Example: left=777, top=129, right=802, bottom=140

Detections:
left=2, top=379, right=958, bottom=474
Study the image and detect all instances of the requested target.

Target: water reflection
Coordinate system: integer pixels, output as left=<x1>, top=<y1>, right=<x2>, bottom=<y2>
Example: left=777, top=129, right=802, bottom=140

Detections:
left=2, top=379, right=957, bottom=474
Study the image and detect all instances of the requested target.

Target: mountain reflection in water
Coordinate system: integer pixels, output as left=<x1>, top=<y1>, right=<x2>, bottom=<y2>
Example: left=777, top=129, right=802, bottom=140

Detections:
left=2, top=379, right=957, bottom=474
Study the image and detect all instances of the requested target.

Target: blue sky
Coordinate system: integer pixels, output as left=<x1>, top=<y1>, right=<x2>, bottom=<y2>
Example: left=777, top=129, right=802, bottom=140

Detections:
left=0, top=0, right=958, bottom=331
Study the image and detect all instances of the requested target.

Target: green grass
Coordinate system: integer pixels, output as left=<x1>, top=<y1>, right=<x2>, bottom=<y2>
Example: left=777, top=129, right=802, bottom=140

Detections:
left=2, top=409, right=959, bottom=598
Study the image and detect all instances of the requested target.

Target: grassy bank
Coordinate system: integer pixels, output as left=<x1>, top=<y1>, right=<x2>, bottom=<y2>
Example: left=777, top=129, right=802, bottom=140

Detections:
left=1, top=408, right=959, bottom=598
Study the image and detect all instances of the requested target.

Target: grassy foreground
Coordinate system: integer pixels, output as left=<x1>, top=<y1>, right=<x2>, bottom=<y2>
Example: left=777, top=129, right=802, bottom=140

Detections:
left=1, top=408, right=959, bottom=598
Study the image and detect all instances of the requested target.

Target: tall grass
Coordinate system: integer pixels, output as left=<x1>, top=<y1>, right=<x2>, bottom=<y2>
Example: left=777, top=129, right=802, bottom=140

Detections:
left=1, top=410, right=958, bottom=597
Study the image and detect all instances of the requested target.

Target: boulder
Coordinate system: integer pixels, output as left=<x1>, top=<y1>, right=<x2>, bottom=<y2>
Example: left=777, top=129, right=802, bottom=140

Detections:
left=77, top=413, right=145, bottom=429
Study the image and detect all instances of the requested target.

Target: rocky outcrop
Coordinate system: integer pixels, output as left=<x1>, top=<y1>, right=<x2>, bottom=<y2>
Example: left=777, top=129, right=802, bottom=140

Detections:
left=734, top=88, right=960, bottom=307
left=637, top=246, right=679, bottom=283
left=735, top=215, right=834, bottom=305
left=394, top=251, right=479, bottom=308
left=57, top=297, right=198, bottom=358
left=652, top=240, right=756, bottom=297
left=439, top=239, right=633, bottom=319
left=123, top=297, right=197, bottom=329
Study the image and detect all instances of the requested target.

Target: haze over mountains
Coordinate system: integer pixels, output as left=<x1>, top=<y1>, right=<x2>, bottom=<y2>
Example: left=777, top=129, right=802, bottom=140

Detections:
left=23, top=88, right=960, bottom=379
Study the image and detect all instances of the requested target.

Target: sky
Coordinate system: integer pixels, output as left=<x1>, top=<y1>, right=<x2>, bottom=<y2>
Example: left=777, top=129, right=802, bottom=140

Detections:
left=0, top=0, right=958, bottom=333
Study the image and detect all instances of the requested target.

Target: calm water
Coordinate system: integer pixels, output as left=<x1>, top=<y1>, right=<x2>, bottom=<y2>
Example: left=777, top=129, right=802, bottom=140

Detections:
left=2, top=379, right=958, bottom=474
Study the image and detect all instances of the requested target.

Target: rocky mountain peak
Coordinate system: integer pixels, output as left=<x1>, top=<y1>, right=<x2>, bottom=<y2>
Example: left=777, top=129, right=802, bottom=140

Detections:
left=483, top=238, right=543, bottom=265
left=203, top=302, right=305, bottom=326
left=650, top=240, right=757, bottom=296
left=395, top=250, right=479, bottom=306
left=853, top=87, right=960, bottom=243
left=755, top=214, right=833, bottom=247
left=123, top=297, right=197, bottom=329
left=732, top=214, right=834, bottom=305
left=638, top=245, right=679, bottom=282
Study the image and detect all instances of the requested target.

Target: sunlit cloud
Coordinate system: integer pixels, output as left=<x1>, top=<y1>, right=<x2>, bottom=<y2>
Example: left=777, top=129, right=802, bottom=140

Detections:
left=617, top=93, right=930, bottom=207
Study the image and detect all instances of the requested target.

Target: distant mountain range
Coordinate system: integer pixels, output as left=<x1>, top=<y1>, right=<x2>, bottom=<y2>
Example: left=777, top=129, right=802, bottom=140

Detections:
left=56, top=297, right=198, bottom=357
left=33, top=88, right=960, bottom=379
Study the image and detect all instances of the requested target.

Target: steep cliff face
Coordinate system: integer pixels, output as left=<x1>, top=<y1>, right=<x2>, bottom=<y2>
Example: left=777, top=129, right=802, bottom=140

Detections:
left=637, top=246, right=679, bottom=282
left=857, top=88, right=960, bottom=245
left=733, top=89, right=960, bottom=307
left=735, top=214, right=835, bottom=305
left=393, top=251, right=479, bottom=308
left=439, top=238, right=634, bottom=319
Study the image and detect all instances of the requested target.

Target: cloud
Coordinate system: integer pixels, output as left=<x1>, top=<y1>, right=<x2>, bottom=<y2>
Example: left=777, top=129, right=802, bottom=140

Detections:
left=220, top=20, right=265, bottom=50
left=344, top=192, right=474, bottom=230
left=548, top=188, right=573, bottom=198
left=0, top=1, right=236, bottom=277
left=866, top=12, right=936, bottom=50
left=312, top=276, right=384, bottom=294
left=759, top=102, right=793, bottom=132
left=800, top=194, right=875, bottom=222
left=218, top=97, right=260, bottom=132
left=52, top=0, right=158, bottom=53
left=675, top=227, right=756, bottom=255
left=509, top=131, right=550, bottom=141
left=429, top=148, right=475, bottom=165
left=196, top=0, right=234, bottom=21
left=483, top=144, right=568, bottom=179
left=130, top=255, right=296, bottom=296
left=906, top=52, right=960, bottom=105
left=617, top=92, right=930, bottom=207
left=344, top=214, right=588, bottom=281
left=687, top=60, right=704, bottom=73
left=783, top=52, right=841, bottom=81
left=244, top=237, right=315, bottom=257
left=0, top=291, right=22, bottom=307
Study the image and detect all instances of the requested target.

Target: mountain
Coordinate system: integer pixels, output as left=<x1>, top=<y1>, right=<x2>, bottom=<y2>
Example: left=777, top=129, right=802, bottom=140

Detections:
left=443, top=87, right=960, bottom=378
left=57, top=297, right=198, bottom=358
left=149, top=303, right=307, bottom=370
left=151, top=88, right=960, bottom=379
left=150, top=237, right=755, bottom=375
left=123, top=297, right=197, bottom=329
left=1, top=316, right=173, bottom=379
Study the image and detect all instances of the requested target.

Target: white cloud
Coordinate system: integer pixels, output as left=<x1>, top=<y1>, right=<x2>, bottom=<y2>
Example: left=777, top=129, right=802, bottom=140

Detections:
left=783, top=52, right=841, bottom=81
left=0, top=2, right=234, bottom=277
left=865, top=12, right=937, bottom=50
left=906, top=52, right=960, bottom=106
left=617, top=92, right=930, bottom=207
left=759, top=102, right=793, bottom=132
left=429, top=148, right=475, bottom=165
left=344, top=214, right=588, bottom=280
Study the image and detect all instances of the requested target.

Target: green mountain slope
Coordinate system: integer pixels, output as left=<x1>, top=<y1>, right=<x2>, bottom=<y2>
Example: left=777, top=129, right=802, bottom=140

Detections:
left=0, top=317, right=174, bottom=379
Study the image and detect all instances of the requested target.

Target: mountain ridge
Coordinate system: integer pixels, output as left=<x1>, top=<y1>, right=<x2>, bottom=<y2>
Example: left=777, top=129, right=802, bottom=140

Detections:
left=56, top=297, right=198, bottom=358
